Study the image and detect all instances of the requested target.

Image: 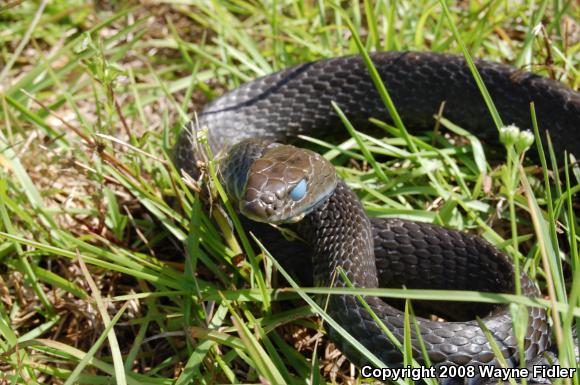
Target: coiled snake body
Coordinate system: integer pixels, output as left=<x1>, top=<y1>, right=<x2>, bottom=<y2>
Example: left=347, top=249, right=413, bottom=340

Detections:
left=174, top=52, right=580, bottom=384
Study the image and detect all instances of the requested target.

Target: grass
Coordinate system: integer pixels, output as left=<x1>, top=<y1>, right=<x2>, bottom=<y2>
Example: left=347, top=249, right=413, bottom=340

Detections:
left=0, top=0, right=579, bottom=384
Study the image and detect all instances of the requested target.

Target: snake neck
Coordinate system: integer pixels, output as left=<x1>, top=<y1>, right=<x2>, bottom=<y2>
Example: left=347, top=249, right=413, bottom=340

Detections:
left=295, top=180, right=379, bottom=289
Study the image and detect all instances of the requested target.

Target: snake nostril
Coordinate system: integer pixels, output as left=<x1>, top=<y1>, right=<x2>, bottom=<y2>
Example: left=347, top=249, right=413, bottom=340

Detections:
left=261, top=194, right=275, bottom=204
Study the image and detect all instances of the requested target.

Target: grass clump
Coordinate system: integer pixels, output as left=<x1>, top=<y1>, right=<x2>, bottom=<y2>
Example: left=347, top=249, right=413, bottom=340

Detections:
left=0, top=1, right=578, bottom=384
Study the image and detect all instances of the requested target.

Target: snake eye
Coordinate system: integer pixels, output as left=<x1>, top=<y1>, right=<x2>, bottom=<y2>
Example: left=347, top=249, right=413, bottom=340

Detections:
left=289, top=179, right=307, bottom=201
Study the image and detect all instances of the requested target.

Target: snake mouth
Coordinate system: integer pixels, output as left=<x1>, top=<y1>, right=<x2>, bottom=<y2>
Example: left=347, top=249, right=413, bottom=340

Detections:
left=286, top=212, right=306, bottom=223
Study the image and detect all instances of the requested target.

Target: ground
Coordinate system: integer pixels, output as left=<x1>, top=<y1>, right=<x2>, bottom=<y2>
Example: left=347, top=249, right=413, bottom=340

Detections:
left=0, top=1, right=578, bottom=384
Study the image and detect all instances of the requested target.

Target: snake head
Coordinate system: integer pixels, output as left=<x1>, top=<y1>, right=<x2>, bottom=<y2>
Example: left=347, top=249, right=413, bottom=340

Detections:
left=219, top=139, right=337, bottom=224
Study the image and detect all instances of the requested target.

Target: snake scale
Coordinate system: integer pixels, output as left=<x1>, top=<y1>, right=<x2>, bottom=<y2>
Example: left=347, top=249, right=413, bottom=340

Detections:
left=173, top=52, right=580, bottom=384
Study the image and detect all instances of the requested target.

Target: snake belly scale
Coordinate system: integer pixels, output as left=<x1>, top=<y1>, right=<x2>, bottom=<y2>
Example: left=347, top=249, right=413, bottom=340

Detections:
left=174, top=52, right=580, bottom=384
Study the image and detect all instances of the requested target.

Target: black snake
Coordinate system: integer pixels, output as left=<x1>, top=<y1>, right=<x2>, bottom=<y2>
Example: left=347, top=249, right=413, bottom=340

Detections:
left=173, top=52, right=580, bottom=384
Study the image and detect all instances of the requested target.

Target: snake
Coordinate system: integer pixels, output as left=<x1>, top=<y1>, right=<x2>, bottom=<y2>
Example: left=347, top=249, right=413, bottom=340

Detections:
left=173, top=52, right=580, bottom=384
